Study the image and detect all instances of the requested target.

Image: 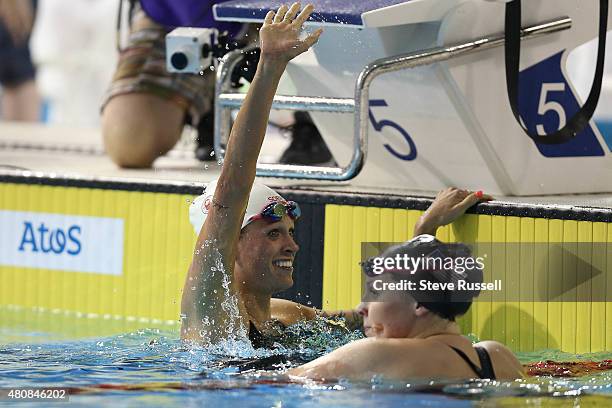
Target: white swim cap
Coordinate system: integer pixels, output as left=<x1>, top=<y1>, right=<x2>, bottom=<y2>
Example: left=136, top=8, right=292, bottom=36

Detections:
left=189, top=178, right=287, bottom=236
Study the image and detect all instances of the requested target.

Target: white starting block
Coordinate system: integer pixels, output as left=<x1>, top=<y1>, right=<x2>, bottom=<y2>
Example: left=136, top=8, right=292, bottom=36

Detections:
left=214, top=0, right=612, bottom=195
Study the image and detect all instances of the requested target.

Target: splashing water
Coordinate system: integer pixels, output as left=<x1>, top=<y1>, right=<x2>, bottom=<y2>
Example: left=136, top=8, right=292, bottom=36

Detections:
left=188, top=242, right=253, bottom=358
left=215, top=245, right=251, bottom=356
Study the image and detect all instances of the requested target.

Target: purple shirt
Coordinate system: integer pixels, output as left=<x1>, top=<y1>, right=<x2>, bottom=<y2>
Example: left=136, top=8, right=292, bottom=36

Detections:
left=140, top=0, right=243, bottom=37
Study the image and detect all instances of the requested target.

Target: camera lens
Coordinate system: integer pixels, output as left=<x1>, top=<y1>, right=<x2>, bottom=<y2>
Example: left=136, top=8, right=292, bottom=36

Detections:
left=171, top=52, right=189, bottom=70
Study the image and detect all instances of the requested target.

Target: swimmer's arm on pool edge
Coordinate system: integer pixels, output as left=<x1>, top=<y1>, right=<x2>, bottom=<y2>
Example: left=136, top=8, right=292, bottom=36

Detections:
left=414, top=188, right=493, bottom=237
left=181, top=3, right=323, bottom=343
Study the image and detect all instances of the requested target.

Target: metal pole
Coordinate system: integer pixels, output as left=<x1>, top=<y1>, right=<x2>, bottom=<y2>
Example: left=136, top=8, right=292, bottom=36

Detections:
left=214, top=17, right=572, bottom=180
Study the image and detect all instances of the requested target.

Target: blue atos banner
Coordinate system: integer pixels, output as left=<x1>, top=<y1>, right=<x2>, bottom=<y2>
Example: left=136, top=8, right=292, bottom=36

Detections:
left=0, top=211, right=124, bottom=275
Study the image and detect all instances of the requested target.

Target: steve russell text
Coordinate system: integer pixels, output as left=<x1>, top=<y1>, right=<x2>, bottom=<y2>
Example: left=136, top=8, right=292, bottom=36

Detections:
left=371, top=279, right=503, bottom=292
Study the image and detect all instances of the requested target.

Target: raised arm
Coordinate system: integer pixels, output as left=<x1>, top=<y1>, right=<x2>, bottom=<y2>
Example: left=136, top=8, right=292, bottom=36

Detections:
left=414, top=188, right=492, bottom=236
left=181, top=3, right=322, bottom=342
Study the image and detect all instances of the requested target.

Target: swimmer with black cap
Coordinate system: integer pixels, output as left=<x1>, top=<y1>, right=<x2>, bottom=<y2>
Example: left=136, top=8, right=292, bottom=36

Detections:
left=289, top=188, right=524, bottom=381
left=181, top=3, right=362, bottom=345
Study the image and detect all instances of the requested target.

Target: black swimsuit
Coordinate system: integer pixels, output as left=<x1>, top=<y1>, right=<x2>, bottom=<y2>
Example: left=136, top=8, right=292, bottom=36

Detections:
left=206, top=321, right=307, bottom=372
left=248, top=320, right=287, bottom=349
left=449, top=346, right=497, bottom=380
left=248, top=321, right=267, bottom=348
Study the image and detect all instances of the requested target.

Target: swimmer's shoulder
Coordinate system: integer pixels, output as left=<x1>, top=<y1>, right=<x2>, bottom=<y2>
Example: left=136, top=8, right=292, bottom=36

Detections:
left=270, top=298, right=317, bottom=326
left=341, top=338, right=436, bottom=379
left=363, top=338, right=522, bottom=380
left=475, top=340, right=525, bottom=379
left=289, top=337, right=400, bottom=380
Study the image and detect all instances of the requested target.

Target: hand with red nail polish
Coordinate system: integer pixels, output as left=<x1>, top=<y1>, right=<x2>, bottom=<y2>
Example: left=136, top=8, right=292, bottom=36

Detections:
left=414, top=187, right=493, bottom=236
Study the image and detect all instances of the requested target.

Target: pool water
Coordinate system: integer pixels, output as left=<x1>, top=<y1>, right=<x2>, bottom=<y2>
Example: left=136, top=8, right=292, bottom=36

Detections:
left=1, top=312, right=611, bottom=407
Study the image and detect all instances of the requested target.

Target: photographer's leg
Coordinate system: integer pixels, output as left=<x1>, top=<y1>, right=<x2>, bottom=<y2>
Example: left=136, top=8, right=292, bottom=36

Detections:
left=101, top=4, right=215, bottom=168
left=102, top=93, right=184, bottom=168
left=1, top=80, right=40, bottom=122
left=0, top=7, right=40, bottom=122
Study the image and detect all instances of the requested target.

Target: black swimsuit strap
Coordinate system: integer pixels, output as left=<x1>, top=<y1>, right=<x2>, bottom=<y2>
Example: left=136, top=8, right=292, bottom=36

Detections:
left=449, top=346, right=497, bottom=380
left=474, top=346, right=496, bottom=380
left=449, top=346, right=485, bottom=379
left=248, top=321, right=265, bottom=348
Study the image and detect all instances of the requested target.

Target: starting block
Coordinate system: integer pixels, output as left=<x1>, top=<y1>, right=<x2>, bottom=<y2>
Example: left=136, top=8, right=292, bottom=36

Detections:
left=214, top=0, right=612, bottom=195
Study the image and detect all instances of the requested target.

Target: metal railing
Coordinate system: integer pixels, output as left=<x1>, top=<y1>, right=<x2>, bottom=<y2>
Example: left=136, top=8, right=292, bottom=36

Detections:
left=214, top=16, right=572, bottom=181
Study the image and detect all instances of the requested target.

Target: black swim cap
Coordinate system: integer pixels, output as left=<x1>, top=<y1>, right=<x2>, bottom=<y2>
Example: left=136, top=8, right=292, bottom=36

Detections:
left=362, top=235, right=483, bottom=321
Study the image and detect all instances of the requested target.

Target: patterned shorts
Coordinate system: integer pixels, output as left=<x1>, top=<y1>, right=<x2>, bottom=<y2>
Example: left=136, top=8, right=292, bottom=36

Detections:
left=100, top=5, right=214, bottom=126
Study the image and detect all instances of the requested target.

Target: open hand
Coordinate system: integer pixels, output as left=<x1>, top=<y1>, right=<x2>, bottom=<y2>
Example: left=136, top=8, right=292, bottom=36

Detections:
left=259, top=3, right=323, bottom=64
left=414, top=188, right=493, bottom=236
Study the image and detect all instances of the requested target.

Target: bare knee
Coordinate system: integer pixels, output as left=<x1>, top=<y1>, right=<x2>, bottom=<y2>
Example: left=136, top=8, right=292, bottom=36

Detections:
left=103, top=119, right=164, bottom=168
left=101, top=93, right=185, bottom=168
left=1, top=80, right=41, bottom=122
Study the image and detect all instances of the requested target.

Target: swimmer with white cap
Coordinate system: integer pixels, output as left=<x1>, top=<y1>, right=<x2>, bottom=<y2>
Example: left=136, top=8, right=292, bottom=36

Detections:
left=181, top=3, right=357, bottom=345
left=180, top=3, right=496, bottom=351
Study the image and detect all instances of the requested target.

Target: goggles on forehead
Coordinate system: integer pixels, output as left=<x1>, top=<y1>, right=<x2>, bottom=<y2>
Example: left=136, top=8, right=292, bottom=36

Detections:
left=249, top=200, right=301, bottom=223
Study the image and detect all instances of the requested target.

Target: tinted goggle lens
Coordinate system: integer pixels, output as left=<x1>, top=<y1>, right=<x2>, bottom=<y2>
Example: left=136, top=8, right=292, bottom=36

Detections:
left=261, top=201, right=301, bottom=222
left=287, top=202, right=301, bottom=219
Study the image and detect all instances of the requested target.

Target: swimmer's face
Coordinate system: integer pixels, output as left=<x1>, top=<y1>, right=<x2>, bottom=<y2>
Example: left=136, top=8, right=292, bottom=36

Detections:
left=235, top=215, right=299, bottom=293
left=357, top=301, right=417, bottom=338
left=358, top=277, right=431, bottom=339
left=359, top=273, right=417, bottom=337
